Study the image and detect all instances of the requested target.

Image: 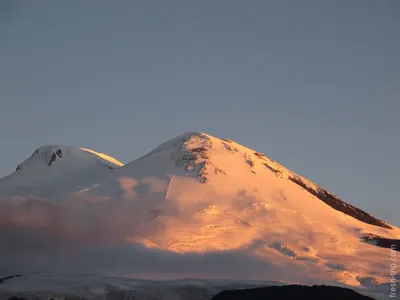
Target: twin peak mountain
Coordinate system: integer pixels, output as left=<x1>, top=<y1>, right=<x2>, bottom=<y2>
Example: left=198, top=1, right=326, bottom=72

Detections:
left=0, top=132, right=398, bottom=288
left=0, top=132, right=391, bottom=230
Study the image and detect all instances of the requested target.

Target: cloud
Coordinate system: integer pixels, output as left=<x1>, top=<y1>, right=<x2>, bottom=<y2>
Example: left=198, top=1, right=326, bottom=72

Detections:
left=0, top=194, right=163, bottom=251
left=0, top=194, right=265, bottom=277
left=0, top=239, right=298, bottom=282
left=0, top=190, right=327, bottom=285
left=0, top=192, right=266, bottom=278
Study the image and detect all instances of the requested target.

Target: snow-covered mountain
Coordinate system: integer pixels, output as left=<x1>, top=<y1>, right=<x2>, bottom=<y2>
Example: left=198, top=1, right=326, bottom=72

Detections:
left=0, top=145, right=123, bottom=196
left=0, top=132, right=398, bottom=298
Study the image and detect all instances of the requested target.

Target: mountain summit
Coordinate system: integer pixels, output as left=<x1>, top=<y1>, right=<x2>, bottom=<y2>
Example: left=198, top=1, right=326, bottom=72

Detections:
left=0, top=132, right=398, bottom=289
left=0, top=145, right=122, bottom=196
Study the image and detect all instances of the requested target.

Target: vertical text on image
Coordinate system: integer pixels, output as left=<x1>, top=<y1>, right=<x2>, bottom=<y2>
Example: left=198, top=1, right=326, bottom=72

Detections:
left=390, top=244, right=397, bottom=298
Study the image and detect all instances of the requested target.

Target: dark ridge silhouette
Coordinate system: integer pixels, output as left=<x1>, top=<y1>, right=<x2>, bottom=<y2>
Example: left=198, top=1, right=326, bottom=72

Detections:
left=362, top=233, right=400, bottom=251
left=288, top=175, right=391, bottom=229
left=211, top=285, right=375, bottom=300
left=0, top=275, right=21, bottom=284
left=7, top=293, right=82, bottom=300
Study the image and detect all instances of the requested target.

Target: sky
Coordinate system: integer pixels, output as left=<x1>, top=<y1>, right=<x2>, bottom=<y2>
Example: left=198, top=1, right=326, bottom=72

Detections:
left=0, top=0, right=399, bottom=226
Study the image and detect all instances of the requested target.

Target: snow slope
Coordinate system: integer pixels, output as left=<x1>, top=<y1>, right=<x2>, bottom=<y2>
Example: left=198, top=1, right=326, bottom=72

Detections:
left=0, top=145, right=122, bottom=196
left=89, top=132, right=398, bottom=285
left=0, top=132, right=398, bottom=296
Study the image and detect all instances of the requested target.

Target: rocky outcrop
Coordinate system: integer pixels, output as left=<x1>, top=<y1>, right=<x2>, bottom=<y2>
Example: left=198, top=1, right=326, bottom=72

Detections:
left=362, top=233, right=399, bottom=251
left=288, top=175, right=391, bottom=229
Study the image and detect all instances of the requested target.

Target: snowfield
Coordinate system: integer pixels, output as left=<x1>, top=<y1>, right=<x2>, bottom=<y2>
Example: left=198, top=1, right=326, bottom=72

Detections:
left=0, top=132, right=398, bottom=299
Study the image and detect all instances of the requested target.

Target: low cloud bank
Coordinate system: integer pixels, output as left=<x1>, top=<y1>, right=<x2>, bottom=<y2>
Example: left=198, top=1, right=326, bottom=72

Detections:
left=0, top=195, right=287, bottom=281
left=0, top=193, right=324, bottom=284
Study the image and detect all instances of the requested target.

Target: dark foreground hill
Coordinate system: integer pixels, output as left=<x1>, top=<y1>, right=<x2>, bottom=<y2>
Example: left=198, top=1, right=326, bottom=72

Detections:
left=211, top=285, right=375, bottom=300
left=2, top=284, right=377, bottom=300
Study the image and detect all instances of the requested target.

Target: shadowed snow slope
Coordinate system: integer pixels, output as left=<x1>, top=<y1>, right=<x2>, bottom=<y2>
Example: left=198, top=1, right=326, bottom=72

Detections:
left=0, top=132, right=398, bottom=292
